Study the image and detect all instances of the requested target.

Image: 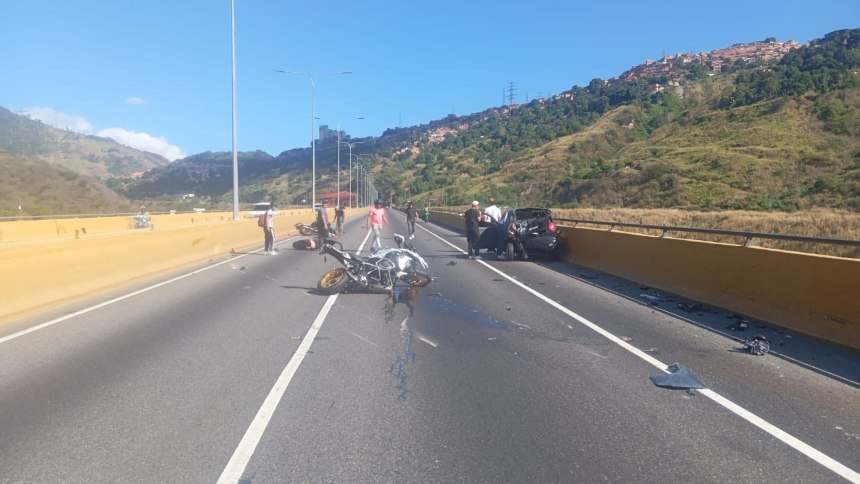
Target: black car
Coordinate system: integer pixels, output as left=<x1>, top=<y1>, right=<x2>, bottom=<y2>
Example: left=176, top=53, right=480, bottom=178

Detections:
left=477, top=207, right=561, bottom=260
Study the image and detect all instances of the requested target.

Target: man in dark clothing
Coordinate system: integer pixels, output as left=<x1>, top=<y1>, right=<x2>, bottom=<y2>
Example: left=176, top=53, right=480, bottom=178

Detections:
left=404, top=201, right=419, bottom=239
left=464, top=200, right=483, bottom=260
left=316, top=201, right=331, bottom=251
left=335, top=205, right=345, bottom=235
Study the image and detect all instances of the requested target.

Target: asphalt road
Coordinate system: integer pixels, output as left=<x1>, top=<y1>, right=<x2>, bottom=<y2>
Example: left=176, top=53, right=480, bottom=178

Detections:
left=1, top=210, right=858, bottom=483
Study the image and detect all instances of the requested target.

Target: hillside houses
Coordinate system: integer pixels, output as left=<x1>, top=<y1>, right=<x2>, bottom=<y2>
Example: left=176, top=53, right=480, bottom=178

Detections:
left=620, top=39, right=801, bottom=81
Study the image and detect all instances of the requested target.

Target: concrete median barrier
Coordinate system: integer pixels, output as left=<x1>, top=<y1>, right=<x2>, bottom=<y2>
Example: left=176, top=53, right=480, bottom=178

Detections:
left=0, top=209, right=363, bottom=323
left=427, top=210, right=859, bottom=349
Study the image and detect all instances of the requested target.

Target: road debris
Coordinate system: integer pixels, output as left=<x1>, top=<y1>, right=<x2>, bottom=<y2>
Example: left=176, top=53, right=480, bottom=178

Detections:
left=676, top=302, right=703, bottom=313
left=446, top=261, right=457, bottom=266
left=742, top=334, right=771, bottom=355
left=650, top=363, right=705, bottom=390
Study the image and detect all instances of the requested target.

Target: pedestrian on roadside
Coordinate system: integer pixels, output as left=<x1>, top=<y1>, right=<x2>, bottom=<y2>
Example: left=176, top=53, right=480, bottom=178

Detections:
left=335, top=205, right=345, bottom=235
left=264, top=202, right=277, bottom=255
left=366, top=199, right=389, bottom=251
left=422, top=206, right=430, bottom=223
left=464, top=200, right=483, bottom=260
left=316, top=201, right=331, bottom=251
left=405, top=201, right=419, bottom=239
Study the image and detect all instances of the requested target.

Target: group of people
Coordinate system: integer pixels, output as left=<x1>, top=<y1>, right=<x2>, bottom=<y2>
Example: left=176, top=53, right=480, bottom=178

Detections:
left=464, top=197, right=503, bottom=260
left=260, top=200, right=388, bottom=254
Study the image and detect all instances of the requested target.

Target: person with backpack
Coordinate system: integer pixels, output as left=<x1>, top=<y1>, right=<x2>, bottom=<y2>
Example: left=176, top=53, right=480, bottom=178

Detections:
left=260, top=202, right=277, bottom=255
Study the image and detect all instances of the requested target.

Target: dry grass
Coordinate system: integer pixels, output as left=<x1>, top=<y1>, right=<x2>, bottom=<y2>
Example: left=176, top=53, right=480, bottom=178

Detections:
left=552, top=208, right=860, bottom=259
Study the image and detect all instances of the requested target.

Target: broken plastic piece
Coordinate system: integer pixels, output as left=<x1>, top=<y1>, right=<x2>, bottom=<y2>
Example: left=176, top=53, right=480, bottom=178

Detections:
left=650, top=363, right=705, bottom=390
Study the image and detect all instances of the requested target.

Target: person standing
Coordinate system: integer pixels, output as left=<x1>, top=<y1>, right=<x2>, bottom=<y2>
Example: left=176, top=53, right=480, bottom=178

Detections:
left=484, top=197, right=502, bottom=225
left=335, top=205, right=345, bottom=235
left=404, top=201, right=419, bottom=239
left=366, top=199, right=389, bottom=252
left=484, top=197, right=504, bottom=257
left=316, top=201, right=331, bottom=251
left=264, top=202, right=277, bottom=255
left=464, top=200, right=483, bottom=260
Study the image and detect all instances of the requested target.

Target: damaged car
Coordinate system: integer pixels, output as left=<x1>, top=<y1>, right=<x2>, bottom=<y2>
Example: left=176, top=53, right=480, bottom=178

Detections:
left=478, top=207, right=561, bottom=261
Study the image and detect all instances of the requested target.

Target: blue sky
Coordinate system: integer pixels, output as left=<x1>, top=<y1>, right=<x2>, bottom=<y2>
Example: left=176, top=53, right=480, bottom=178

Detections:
left=1, top=1, right=856, bottom=161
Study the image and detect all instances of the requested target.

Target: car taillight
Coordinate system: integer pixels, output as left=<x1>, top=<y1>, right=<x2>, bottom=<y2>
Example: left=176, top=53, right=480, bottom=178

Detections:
left=548, top=221, right=557, bottom=233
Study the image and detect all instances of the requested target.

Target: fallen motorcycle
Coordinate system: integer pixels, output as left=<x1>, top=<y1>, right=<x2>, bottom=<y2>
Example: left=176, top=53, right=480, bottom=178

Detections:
left=317, top=234, right=431, bottom=295
left=294, top=221, right=319, bottom=236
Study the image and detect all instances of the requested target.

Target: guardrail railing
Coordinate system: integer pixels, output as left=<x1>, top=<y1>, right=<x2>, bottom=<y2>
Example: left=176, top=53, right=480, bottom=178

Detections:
left=556, top=218, right=860, bottom=249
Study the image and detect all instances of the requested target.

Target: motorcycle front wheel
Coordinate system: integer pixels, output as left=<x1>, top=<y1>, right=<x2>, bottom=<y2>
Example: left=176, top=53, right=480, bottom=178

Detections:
left=400, top=271, right=431, bottom=287
left=318, top=268, right=348, bottom=294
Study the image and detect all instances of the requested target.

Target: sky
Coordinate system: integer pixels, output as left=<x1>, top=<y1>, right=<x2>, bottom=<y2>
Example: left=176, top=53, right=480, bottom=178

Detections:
left=1, top=1, right=857, bottom=161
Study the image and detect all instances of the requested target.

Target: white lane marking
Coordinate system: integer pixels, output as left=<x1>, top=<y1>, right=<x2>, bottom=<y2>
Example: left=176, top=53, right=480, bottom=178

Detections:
left=217, top=231, right=373, bottom=484
left=217, top=293, right=338, bottom=484
left=421, top=226, right=860, bottom=483
left=0, top=237, right=296, bottom=345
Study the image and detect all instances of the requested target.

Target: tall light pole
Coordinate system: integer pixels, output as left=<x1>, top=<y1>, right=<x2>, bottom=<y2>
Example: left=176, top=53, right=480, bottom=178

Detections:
left=274, top=70, right=351, bottom=208
left=230, top=0, right=239, bottom=220
left=352, top=154, right=371, bottom=207
left=341, top=141, right=365, bottom=209
left=318, top=117, right=363, bottom=208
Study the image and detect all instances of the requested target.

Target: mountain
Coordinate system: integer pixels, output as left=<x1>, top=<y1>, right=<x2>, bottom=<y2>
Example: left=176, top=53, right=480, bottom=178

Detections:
left=0, top=151, right=131, bottom=216
left=0, top=107, right=173, bottom=216
left=0, top=107, right=170, bottom=180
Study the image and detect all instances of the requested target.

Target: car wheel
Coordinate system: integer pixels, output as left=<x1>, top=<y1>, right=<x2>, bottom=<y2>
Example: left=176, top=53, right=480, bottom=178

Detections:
left=506, top=241, right=515, bottom=261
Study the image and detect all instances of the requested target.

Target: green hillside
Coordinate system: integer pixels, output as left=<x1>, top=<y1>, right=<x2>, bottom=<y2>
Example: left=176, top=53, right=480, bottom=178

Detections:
left=0, top=152, right=132, bottom=216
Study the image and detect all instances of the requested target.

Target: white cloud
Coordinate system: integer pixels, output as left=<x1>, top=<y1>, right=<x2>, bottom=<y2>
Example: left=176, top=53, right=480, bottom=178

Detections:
left=21, top=106, right=93, bottom=134
left=125, top=97, right=145, bottom=105
left=97, top=127, right=186, bottom=161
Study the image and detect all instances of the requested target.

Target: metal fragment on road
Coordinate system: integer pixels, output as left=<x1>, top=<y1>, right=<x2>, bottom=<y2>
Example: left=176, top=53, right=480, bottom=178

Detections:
left=650, top=363, right=706, bottom=390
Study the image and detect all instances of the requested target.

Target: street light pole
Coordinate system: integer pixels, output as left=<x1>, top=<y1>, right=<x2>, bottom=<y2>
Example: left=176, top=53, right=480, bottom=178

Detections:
left=230, top=0, right=239, bottom=220
left=341, top=141, right=365, bottom=209
left=274, top=70, right=352, bottom=209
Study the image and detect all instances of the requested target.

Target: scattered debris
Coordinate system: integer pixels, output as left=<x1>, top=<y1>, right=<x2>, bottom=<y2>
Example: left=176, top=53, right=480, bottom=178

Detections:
left=290, top=336, right=301, bottom=340
left=579, top=273, right=599, bottom=280
left=645, top=347, right=659, bottom=353
left=488, top=337, right=497, bottom=341
left=446, top=261, right=457, bottom=266
left=742, top=334, right=771, bottom=355
left=639, top=294, right=661, bottom=302
left=621, top=336, right=633, bottom=342
left=650, top=363, right=705, bottom=390
left=677, top=302, right=703, bottom=313
left=726, top=321, right=749, bottom=332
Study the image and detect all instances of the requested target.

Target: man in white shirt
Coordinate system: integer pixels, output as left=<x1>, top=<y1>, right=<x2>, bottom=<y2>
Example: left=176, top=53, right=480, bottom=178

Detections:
left=484, top=197, right=502, bottom=224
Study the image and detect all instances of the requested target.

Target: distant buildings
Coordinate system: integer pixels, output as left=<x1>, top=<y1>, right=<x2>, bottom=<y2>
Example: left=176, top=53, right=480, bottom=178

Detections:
left=619, top=39, right=801, bottom=81
left=319, top=124, right=347, bottom=143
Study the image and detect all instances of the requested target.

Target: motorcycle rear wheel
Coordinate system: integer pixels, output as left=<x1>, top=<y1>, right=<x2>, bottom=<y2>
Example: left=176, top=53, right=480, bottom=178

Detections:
left=400, top=271, right=431, bottom=287
left=318, top=268, right=348, bottom=294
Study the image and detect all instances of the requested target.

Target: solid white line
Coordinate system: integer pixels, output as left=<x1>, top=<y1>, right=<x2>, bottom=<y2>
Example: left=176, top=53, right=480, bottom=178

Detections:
left=421, top=225, right=860, bottom=483
left=216, top=294, right=338, bottom=484
left=0, top=237, right=294, bottom=346
left=217, top=231, right=373, bottom=484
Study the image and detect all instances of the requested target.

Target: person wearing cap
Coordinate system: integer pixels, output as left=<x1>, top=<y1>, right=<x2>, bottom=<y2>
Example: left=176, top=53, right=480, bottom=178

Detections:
left=366, top=199, right=389, bottom=252
left=264, top=202, right=277, bottom=255
left=464, top=200, right=484, bottom=260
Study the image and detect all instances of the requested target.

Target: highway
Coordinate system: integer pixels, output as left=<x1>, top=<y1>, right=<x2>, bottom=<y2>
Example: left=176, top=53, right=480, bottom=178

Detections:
left=1, top=209, right=858, bottom=483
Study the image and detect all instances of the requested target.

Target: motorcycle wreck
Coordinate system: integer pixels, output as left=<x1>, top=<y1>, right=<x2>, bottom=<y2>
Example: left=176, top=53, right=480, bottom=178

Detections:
left=317, top=234, right=431, bottom=295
